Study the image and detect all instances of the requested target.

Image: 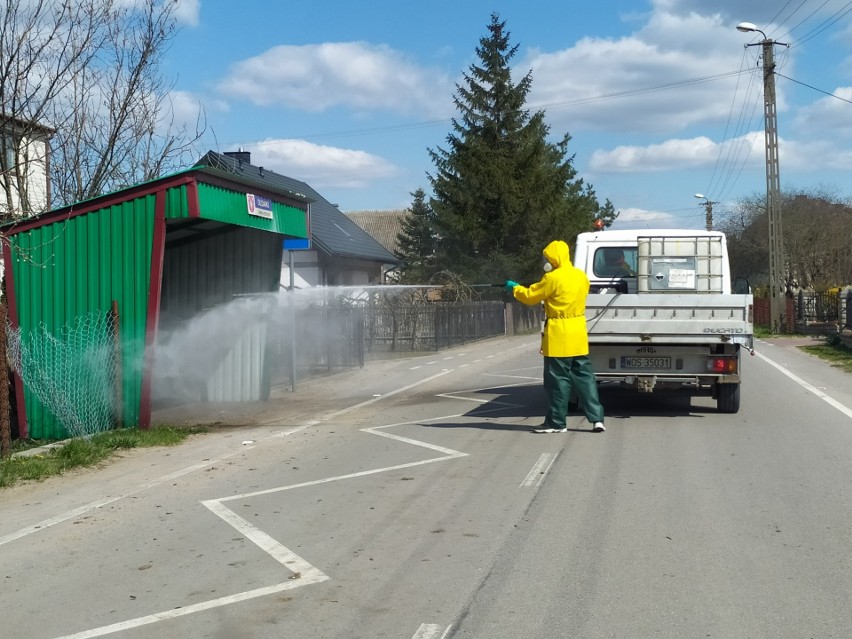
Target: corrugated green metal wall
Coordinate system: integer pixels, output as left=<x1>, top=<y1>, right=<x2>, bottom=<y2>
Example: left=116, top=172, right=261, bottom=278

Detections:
left=196, top=182, right=308, bottom=236
left=165, top=183, right=190, bottom=219
left=10, top=193, right=158, bottom=439
left=8, top=173, right=310, bottom=439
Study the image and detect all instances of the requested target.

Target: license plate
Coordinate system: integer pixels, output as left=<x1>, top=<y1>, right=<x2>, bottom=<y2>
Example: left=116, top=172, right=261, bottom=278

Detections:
left=620, top=356, right=671, bottom=369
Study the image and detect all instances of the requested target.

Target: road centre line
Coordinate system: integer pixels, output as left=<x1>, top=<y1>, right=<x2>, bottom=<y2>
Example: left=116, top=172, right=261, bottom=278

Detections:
left=756, top=351, right=852, bottom=421
left=521, top=453, right=557, bottom=488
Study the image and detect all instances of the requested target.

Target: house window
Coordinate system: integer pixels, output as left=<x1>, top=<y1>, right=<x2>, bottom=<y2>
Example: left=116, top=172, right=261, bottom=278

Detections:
left=1, top=132, right=16, bottom=172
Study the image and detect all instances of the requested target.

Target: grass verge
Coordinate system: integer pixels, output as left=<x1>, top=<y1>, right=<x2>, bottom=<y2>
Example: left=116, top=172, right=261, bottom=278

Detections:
left=801, top=338, right=852, bottom=374
left=0, top=426, right=207, bottom=489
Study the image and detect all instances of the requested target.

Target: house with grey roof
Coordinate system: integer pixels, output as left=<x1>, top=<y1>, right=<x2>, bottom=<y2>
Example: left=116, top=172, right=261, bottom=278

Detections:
left=196, top=150, right=399, bottom=287
left=344, top=209, right=409, bottom=256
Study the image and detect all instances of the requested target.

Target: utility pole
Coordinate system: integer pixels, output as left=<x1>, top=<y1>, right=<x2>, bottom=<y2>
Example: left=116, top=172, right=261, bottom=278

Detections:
left=694, top=194, right=717, bottom=231
left=738, top=21, right=788, bottom=334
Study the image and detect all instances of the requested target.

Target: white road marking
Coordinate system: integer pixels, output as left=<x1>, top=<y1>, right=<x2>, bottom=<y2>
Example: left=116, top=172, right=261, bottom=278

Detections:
left=411, top=623, right=445, bottom=639
left=521, top=453, right=557, bottom=488
left=13, top=357, right=542, bottom=638
left=217, top=417, right=468, bottom=503
left=202, top=500, right=328, bottom=579
left=756, top=351, right=852, bottom=420
left=52, top=413, right=468, bottom=639
left=45, top=401, right=468, bottom=638
left=0, top=460, right=216, bottom=548
left=52, top=575, right=330, bottom=639
left=1, top=373, right=451, bottom=549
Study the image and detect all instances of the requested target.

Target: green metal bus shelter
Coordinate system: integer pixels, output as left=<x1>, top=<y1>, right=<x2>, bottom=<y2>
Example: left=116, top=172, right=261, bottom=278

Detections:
left=3, top=163, right=310, bottom=439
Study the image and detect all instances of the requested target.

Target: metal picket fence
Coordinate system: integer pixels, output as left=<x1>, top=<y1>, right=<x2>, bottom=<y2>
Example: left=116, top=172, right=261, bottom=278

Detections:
left=268, top=298, right=523, bottom=389
left=792, top=288, right=852, bottom=332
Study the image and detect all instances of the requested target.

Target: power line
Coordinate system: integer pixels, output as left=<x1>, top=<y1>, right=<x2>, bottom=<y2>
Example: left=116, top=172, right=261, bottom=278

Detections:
left=256, top=69, right=752, bottom=144
left=704, top=49, right=762, bottom=202
left=788, top=0, right=852, bottom=47
left=776, top=72, right=852, bottom=103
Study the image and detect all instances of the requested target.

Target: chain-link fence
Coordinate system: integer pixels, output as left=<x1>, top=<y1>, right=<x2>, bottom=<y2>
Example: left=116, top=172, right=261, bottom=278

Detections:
left=7, top=309, right=120, bottom=438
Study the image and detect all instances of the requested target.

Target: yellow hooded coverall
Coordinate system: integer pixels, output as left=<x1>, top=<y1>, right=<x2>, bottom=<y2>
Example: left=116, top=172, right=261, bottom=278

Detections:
left=512, top=240, right=605, bottom=429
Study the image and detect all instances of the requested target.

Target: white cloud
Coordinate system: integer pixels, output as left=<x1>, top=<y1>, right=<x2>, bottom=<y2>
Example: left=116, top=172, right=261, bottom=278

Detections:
left=174, top=0, right=200, bottom=27
left=525, top=11, right=759, bottom=134
left=780, top=137, right=852, bottom=171
left=217, top=42, right=453, bottom=118
left=611, top=206, right=686, bottom=230
left=246, top=139, right=398, bottom=189
left=652, top=0, right=850, bottom=28
left=589, top=135, right=747, bottom=172
left=156, top=90, right=226, bottom=137
left=111, top=0, right=200, bottom=26
left=793, top=87, right=852, bottom=136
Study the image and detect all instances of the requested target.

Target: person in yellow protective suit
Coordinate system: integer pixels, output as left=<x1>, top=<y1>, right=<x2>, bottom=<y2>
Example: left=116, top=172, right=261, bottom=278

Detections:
left=505, top=240, right=605, bottom=433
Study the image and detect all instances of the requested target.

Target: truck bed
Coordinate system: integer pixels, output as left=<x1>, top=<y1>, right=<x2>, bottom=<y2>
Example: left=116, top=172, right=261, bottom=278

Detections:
left=584, top=293, right=754, bottom=347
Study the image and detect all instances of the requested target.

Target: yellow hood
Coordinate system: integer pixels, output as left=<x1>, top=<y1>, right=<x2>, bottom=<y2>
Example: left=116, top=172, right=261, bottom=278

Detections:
left=543, top=240, right=571, bottom=269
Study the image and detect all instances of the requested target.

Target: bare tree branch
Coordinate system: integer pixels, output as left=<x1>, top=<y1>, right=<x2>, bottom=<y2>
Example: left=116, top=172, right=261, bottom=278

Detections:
left=1, top=0, right=206, bottom=220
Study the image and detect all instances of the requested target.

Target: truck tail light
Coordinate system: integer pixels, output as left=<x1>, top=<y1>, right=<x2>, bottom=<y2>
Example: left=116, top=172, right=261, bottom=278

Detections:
left=708, top=357, right=737, bottom=373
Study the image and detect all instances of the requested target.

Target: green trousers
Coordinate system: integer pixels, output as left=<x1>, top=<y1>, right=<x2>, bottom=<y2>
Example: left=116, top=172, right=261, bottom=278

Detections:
left=543, top=355, right=604, bottom=428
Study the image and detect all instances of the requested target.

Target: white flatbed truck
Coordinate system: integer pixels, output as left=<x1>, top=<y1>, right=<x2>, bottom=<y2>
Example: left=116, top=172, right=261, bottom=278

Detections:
left=574, top=229, right=754, bottom=413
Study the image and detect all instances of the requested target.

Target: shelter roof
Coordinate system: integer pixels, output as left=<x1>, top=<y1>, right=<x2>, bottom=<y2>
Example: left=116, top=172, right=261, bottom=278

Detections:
left=1, top=163, right=314, bottom=235
left=196, top=151, right=398, bottom=265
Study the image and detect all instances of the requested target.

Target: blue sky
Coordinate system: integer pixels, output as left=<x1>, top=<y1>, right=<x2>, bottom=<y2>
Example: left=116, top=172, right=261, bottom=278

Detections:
left=164, top=0, right=852, bottom=231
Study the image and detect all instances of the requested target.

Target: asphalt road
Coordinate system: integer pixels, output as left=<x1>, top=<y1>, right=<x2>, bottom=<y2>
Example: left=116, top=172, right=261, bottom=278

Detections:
left=2, top=334, right=852, bottom=639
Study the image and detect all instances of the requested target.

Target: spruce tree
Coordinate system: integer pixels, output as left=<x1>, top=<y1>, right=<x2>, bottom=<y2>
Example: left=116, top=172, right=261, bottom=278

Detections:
left=428, top=13, right=616, bottom=284
left=394, top=188, right=438, bottom=283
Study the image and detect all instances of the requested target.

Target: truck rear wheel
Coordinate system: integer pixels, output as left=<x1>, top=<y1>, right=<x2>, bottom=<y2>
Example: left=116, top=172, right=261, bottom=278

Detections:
left=716, top=383, right=740, bottom=413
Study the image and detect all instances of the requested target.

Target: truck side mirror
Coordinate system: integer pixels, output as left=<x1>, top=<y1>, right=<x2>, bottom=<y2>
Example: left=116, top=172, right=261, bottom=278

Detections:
left=733, top=276, right=751, bottom=295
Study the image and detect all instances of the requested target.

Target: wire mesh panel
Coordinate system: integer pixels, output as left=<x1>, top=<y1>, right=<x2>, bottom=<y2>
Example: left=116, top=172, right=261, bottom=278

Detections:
left=7, top=310, right=119, bottom=438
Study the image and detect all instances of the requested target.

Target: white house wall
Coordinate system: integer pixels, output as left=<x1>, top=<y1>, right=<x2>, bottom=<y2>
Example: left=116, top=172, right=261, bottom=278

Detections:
left=1, top=134, right=50, bottom=218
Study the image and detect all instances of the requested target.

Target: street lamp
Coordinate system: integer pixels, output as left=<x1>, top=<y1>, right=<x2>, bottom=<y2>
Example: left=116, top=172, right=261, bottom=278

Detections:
left=737, top=20, right=787, bottom=334
left=736, top=21, right=765, bottom=38
left=694, top=193, right=716, bottom=231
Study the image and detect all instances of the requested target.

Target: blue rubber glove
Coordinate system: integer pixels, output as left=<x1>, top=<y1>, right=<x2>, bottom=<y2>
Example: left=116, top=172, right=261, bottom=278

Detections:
left=504, top=280, right=520, bottom=291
